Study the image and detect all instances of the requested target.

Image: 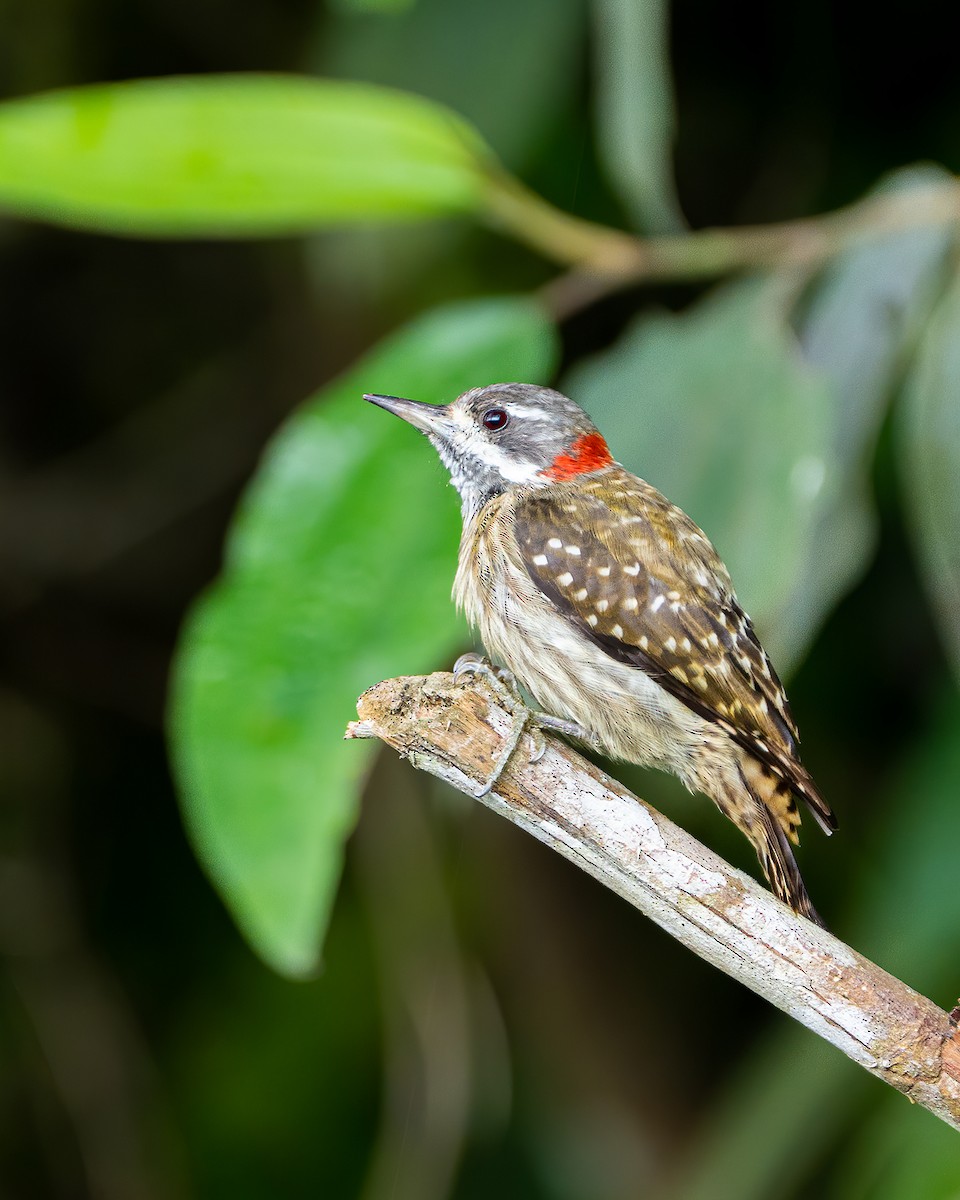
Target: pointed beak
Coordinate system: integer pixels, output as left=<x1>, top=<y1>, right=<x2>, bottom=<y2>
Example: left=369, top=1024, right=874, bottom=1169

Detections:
left=363, top=393, right=454, bottom=438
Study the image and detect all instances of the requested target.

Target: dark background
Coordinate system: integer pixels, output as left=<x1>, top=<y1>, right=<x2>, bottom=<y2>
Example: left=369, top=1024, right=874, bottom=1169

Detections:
left=2, top=2, right=959, bottom=1197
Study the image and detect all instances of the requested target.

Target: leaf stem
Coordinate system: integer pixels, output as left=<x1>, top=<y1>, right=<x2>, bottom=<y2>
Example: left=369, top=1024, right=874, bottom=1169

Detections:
left=482, top=170, right=647, bottom=273
left=482, top=170, right=960, bottom=317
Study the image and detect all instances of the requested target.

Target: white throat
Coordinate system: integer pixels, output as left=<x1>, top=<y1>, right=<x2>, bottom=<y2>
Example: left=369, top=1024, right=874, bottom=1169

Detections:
left=431, top=431, right=546, bottom=519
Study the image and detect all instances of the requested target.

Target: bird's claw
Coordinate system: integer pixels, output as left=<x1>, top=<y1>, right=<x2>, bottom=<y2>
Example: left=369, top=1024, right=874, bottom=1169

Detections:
left=527, top=728, right=547, bottom=763
left=453, top=653, right=597, bottom=793
left=453, top=652, right=522, bottom=702
left=453, top=653, right=540, bottom=793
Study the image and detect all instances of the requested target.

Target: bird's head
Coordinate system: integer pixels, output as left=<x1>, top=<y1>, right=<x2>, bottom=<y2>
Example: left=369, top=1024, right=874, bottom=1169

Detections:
left=364, top=383, right=613, bottom=511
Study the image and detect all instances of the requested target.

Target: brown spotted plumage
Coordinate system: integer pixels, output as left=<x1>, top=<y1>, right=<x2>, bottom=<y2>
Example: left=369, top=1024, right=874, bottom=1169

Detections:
left=364, top=383, right=836, bottom=924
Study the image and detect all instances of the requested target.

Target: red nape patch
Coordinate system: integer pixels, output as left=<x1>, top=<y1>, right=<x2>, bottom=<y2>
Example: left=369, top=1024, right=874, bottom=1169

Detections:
left=543, top=432, right=613, bottom=480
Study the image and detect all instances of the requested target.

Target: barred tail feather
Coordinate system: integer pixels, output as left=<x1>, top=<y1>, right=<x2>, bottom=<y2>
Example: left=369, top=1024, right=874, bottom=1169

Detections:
left=717, top=753, right=827, bottom=928
left=780, top=758, right=837, bottom=837
left=756, top=806, right=826, bottom=928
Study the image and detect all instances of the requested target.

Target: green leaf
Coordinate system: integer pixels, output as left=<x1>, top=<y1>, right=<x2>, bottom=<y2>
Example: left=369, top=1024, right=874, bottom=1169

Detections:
left=899, top=262, right=960, bottom=683
left=781, top=165, right=957, bottom=667
left=564, top=276, right=835, bottom=668
left=169, top=297, right=558, bottom=976
left=590, top=0, right=684, bottom=233
left=0, top=74, right=489, bottom=236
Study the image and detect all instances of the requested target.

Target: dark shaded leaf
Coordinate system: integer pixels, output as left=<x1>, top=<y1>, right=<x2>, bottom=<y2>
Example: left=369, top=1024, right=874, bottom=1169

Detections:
left=899, top=259, right=960, bottom=682
left=320, top=0, right=585, bottom=172
left=591, top=0, right=684, bottom=233
left=782, top=164, right=957, bottom=666
left=667, top=685, right=960, bottom=1200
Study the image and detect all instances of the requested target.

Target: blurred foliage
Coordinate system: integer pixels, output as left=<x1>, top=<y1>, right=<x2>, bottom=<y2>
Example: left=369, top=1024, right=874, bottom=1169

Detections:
left=591, top=0, right=684, bottom=234
left=781, top=164, right=955, bottom=667
left=172, top=297, right=557, bottom=973
left=318, top=0, right=585, bottom=174
left=900, top=259, right=960, bottom=680
left=2, top=1, right=960, bottom=1198
left=0, top=75, right=489, bottom=234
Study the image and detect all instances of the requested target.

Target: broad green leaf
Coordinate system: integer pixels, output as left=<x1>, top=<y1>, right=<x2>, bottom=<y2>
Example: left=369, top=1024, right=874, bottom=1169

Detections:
left=899, top=265, right=960, bottom=683
left=781, top=165, right=956, bottom=667
left=591, top=0, right=684, bottom=233
left=0, top=74, right=489, bottom=236
left=169, top=296, right=558, bottom=976
left=564, top=276, right=835, bottom=667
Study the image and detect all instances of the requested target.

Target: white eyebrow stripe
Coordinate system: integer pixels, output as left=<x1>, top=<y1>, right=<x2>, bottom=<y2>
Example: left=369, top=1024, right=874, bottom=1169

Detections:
left=501, top=403, right=553, bottom=421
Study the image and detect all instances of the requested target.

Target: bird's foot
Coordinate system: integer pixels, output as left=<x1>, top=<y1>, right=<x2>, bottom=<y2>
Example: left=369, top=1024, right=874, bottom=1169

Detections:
left=453, top=652, right=522, bottom=702
left=530, top=712, right=603, bottom=755
left=452, top=653, right=600, bottom=795
left=453, top=653, right=543, bottom=794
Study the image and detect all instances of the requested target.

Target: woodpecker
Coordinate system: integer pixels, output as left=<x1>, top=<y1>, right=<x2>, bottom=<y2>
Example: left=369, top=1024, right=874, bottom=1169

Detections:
left=364, top=383, right=836, bottom=924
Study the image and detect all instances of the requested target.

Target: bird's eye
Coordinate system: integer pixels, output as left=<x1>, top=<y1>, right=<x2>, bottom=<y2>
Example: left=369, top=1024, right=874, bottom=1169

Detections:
left=482, top=407, right=509, bottom=431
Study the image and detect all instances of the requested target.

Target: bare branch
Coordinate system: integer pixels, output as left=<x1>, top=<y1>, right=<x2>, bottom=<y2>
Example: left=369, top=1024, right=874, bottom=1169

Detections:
left=347, top=671, right=960, bottom=1133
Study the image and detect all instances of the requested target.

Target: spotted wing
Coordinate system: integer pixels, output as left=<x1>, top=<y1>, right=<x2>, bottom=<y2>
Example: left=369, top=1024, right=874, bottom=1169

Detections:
left=513, top=474, right=836, bottom=834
